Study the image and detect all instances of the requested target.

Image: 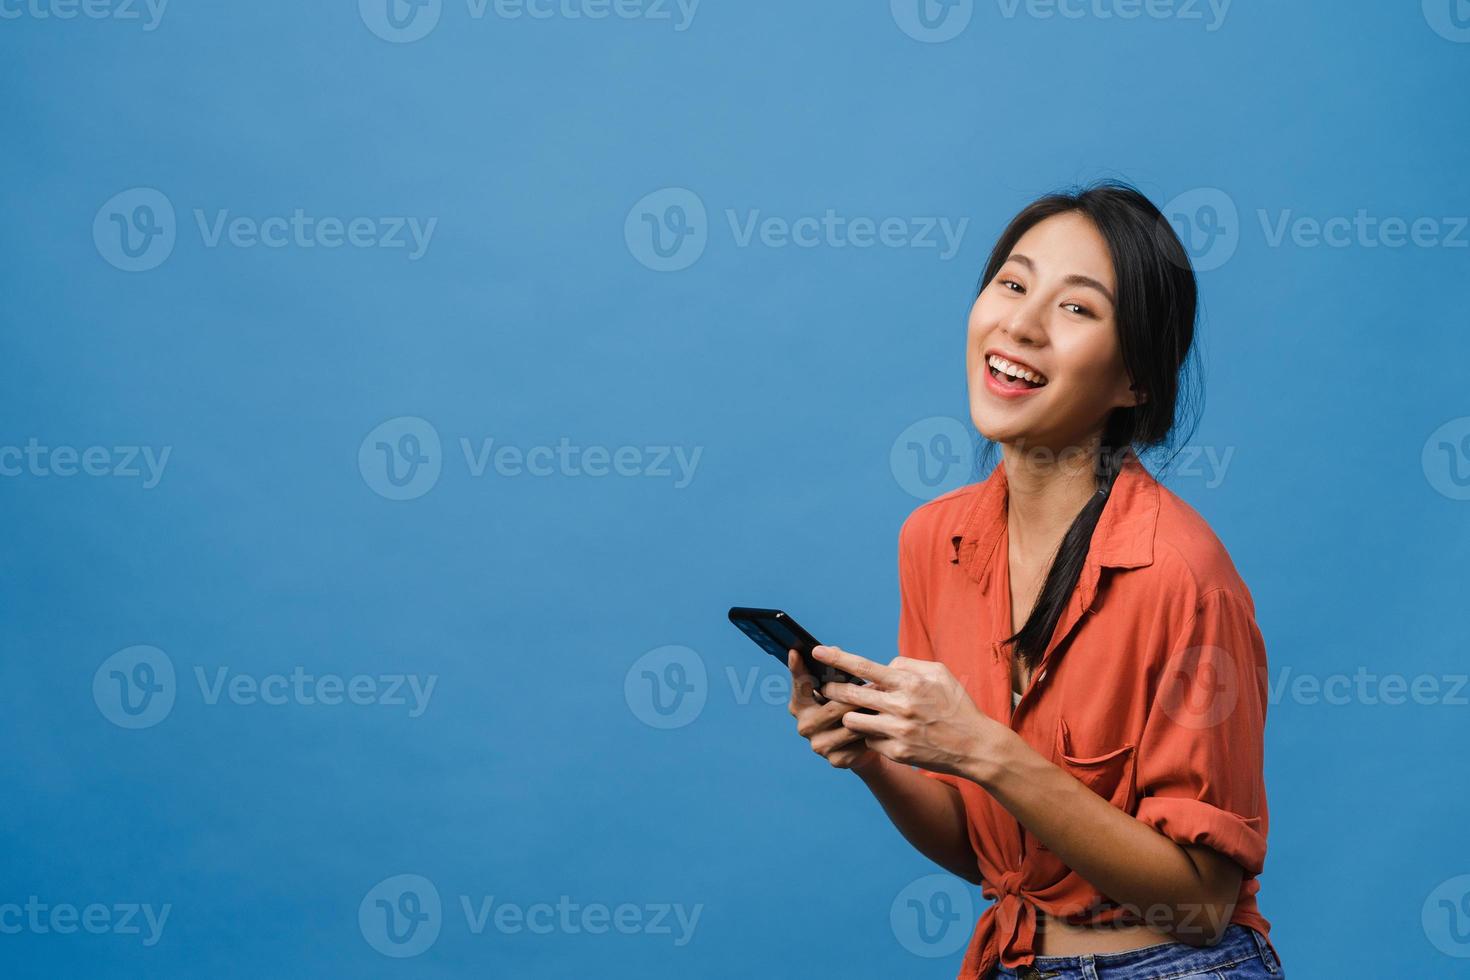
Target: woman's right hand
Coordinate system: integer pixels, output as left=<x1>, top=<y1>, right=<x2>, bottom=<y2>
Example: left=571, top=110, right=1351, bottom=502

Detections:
left=787, top=649, right=879, bottom=772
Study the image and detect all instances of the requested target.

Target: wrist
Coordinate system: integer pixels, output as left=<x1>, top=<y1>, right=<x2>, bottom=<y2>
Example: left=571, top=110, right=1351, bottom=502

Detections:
left=962, top=725, right=1025, bottom=789
left=851, top=751, right=889, bottom=781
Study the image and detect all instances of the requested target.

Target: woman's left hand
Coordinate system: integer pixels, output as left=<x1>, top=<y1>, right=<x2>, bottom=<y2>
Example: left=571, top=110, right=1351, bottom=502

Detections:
left=813, top=645, right=1016, bottom=780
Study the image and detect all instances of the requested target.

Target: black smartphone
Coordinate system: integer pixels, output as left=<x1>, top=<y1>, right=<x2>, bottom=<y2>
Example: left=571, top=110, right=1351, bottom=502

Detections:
left=727, top=606, right=871, bottom=707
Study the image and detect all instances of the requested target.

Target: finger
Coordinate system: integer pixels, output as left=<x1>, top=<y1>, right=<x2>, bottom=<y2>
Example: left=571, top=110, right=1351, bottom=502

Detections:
left=814, top=697, right=852, bottom=726
left=840, top=709, right=901, bottom=739
left=794, top=698, right=856, bottom=738
left=819, top=681, right=898, bottom=713
left=854, top=732, right=898, bottom=764
left=810, top=724, right=866, bottom=755
left=828, top=745, right=874, bottom=770
left=787, top=649, right=818, bottom=709
left=811, top=645, right=898, bottom=688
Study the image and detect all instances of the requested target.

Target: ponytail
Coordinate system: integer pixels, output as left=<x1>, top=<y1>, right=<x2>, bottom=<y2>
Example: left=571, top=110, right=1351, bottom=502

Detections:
left=1005, top=414, right=1132, bottom=668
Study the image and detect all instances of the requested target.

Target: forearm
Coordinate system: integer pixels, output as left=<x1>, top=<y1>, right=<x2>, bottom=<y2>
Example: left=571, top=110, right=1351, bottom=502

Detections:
left=966, top=734, right=1237, bottom=944
left=853, top=754, right=981, bottom=885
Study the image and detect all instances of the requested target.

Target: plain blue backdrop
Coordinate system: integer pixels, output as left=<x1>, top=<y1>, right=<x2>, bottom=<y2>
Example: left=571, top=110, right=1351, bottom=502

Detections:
left=3, top=1, right=1468, bottom=976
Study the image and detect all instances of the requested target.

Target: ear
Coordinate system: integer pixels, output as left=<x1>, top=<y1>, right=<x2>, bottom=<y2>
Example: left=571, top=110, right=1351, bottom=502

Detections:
left=1126, top=383, right=1149, bottom=407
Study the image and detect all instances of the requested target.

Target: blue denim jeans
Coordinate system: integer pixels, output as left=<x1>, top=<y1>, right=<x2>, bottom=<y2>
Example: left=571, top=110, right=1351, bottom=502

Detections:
left=988, top=924, right=1283, bottom=979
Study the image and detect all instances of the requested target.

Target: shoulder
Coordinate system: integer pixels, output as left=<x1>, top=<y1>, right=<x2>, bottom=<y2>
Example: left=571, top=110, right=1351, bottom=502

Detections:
left=1141, top=479, right=1258, bottom=618
left=897, top=480, right=987, bottom=566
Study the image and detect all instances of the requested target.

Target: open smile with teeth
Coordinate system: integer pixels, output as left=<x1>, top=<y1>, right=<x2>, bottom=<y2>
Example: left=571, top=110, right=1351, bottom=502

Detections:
left=987, top=354, right=1048, bottom=389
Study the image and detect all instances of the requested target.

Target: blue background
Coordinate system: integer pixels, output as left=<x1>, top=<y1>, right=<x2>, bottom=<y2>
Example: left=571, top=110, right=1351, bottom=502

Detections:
left=3, top=0, right=1468, bottom=976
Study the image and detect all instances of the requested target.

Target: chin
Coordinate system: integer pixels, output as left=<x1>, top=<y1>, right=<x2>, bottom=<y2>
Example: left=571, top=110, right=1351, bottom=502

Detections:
left=968, top=404, right=1021, bottom=446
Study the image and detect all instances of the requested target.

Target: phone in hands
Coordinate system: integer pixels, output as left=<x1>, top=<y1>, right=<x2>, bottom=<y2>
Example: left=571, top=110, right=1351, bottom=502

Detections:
left=727, top=606, right=873, bottom=710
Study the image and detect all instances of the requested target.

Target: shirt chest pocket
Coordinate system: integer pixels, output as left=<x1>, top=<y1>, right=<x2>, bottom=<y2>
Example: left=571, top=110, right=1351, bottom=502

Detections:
left=1024, top=717, right=1138, bottom=860
left=1054, top=716, right=1136, bottom=810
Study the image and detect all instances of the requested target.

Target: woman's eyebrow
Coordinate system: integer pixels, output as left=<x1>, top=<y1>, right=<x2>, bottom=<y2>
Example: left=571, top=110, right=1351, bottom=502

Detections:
left=1006, top=252, right=1116, bottom=307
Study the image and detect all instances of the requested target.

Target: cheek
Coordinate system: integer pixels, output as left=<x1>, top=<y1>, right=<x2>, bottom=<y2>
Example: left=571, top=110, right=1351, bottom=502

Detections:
left=1060, top=333, right=1126, bottom=391
left=967, top=291, right=997, bottom=331
left=964, top=304, right=986, bottom=369
left=965, top=298, right=995, bottom=352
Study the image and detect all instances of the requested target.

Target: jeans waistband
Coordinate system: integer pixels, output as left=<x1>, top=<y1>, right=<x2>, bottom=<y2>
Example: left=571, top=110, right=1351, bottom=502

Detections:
left=993, top=924, right=1281, bottom=979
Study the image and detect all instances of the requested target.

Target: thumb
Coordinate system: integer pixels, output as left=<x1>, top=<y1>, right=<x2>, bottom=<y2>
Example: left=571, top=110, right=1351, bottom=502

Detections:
left=787, top=649, right=817, bottom=704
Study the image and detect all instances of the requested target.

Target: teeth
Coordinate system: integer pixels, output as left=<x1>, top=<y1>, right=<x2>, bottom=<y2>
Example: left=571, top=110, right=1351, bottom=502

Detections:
left=987, top=354, right=1046, bottom=385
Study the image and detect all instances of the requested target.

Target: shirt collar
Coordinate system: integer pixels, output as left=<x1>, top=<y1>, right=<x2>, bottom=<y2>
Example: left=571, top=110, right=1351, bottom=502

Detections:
left=949, top=446, right=1160, bottom=607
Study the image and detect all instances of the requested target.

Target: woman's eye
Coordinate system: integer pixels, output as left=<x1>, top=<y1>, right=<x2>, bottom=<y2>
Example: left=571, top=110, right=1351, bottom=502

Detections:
left=1000, top=279, right=1024, bottom=293
left=1063, top=302, right=1094, bottom=317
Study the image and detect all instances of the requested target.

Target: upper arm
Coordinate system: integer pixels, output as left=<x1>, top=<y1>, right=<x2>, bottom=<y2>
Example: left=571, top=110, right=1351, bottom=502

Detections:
left=1132, top=588, right=1268, bottom=941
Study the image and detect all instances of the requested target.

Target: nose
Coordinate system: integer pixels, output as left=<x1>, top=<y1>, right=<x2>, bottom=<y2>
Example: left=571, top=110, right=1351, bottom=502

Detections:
left=1000, top=296, right=1046, bottom=349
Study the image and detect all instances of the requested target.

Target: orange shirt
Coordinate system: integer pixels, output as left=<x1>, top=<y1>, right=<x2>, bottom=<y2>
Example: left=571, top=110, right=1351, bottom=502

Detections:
left=898, top=447, right=1274, bottom=978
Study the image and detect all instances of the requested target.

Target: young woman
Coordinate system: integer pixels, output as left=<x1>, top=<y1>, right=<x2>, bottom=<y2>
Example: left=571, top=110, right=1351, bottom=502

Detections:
left=787, top=182, right=1282, bottom=979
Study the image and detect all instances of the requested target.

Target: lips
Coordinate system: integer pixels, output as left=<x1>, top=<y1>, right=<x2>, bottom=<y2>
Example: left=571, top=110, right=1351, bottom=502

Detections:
left=983, top=350, right=1048, bottom=398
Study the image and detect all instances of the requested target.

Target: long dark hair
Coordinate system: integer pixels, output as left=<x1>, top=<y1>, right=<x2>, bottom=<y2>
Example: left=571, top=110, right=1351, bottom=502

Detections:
left=978, top=180, right=1203, bottom=668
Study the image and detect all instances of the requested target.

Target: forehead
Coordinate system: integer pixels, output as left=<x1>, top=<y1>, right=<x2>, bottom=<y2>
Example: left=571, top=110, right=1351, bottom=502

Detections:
left=1006, top=211, right=1115, bottom=290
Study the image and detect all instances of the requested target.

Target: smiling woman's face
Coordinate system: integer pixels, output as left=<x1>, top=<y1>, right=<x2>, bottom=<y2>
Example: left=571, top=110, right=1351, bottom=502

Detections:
left=966, top=210, right=1141, bottom=454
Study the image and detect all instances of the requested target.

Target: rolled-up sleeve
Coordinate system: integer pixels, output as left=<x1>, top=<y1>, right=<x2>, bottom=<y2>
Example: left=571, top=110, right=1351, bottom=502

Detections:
left=1133, top=587, right=1269, bottom=875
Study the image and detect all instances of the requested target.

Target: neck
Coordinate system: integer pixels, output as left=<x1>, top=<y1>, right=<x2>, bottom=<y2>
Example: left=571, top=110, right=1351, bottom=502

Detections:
left=999, top=438, right=1111, bottom=553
